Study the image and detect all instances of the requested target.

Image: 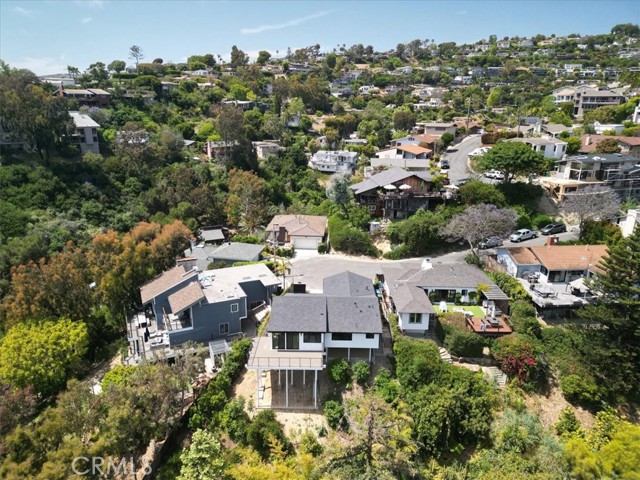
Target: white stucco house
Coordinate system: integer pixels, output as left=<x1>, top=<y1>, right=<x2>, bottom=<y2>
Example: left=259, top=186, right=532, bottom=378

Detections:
left=309, top=150, right=359, bottom=173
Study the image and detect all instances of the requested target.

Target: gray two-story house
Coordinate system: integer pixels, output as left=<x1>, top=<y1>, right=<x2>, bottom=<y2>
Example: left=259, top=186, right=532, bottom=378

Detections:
left=129, top=263, right=279, bottom=361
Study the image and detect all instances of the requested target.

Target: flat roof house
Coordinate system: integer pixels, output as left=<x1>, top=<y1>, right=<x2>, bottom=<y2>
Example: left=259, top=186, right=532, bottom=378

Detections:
left=538, top=153, right=640, bottom=201
left=69, top=111, right=100, bottom=154
left=308, top=150, right=359, bottom=173
left=247, top=271, right=383, bottom=408
left=507, top=137, right=567, bottom=159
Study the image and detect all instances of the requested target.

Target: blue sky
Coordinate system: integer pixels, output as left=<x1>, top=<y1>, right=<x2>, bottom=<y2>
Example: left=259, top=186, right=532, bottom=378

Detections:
left=1, top=0, right=639, bottom=75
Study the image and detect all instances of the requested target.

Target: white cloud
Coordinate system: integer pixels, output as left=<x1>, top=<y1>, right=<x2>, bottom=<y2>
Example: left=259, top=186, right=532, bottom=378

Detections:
left=241, top=10, right=334, bottom=35
left=13, top=6, right=32, bottom=16
left=10, top=57, right=69, bottom=76
left=75, top=0, right=104, bottom=8
left=81, top=17, right=93, bottom=23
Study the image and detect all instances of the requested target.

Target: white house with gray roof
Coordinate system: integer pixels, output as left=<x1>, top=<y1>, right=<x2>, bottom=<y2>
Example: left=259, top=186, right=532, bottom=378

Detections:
left=309, top=150, right=359, bottom=173
left=69, top=111, right=100, bottom=154
left=247, top=271, right=383, bottom=408
left=381, top=261, right=508, bottom=335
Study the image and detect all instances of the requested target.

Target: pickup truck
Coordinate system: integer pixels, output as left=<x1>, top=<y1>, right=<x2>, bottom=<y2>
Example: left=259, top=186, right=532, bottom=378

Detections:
left=509, top=229, right=538, bottom=242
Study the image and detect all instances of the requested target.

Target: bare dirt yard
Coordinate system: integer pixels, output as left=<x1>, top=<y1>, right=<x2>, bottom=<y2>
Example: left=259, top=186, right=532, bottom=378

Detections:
left=524, top=374, right=594, bottom=431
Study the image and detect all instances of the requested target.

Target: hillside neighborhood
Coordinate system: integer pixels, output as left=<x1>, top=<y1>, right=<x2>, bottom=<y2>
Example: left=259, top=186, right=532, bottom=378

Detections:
left=1, top=11, right=640, bottom=480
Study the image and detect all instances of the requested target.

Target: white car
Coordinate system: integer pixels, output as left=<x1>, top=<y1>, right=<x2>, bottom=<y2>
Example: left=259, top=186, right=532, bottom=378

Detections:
left=509, top=229, right=538, bottom=242
left=484, top=169, right=505, bottom=180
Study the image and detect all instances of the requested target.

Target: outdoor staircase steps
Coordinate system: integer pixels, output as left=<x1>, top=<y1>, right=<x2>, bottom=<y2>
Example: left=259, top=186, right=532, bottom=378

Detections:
left=439, top=347, right=453, bottom=364
left=484, top=366, right=508, bottom=387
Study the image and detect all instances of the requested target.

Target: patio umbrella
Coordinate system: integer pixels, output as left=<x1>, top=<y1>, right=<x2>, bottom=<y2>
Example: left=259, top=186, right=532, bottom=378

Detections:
left=399, top=184, right=412, bottom=190
left=383, top=184, right=397, bottom=190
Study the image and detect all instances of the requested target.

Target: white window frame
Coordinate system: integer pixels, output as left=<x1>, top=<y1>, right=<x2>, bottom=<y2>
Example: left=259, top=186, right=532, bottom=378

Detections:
left=408, top=313, right=421, bottom=324
left=219, top=323, right=229, bottom=335
left=230, top=303, right=239, bottom=313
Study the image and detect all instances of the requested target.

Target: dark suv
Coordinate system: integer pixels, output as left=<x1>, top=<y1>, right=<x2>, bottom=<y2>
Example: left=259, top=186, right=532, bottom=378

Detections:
left=540, top=223, right=567, bottom=235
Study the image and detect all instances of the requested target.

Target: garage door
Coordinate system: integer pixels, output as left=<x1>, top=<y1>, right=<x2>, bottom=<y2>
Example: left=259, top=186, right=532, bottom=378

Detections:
left=293, top=236, right=319, bottom=250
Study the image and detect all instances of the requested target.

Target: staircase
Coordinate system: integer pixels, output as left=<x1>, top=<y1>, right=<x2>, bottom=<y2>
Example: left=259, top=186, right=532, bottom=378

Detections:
left=250, top=303, right=270, bottom=324
left=439, top=347, right=453, bottom=364
left=483, top=366, right=508, bottom=387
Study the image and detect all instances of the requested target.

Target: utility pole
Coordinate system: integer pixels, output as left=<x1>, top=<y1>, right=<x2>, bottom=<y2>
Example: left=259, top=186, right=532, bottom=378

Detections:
left=465, top=97, right=472, bottom=133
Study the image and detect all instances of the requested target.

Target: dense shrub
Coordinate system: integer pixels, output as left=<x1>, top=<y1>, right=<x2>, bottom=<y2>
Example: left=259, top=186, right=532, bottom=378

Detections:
left=444, top=328, right=487, bottom=358
left=220, top=397, right=251, bottom=442
left=317, top=242, right=328, bottom=254
left=352, top=361, right=371, bottom=384
left=373, top=368, right=400, bottom=403
left=492, top=334, right=547, bottom=390
left=531, top=214, right=555, bottom=230
left=487, top=271, right=529, bottom=301
left=560, top=374, right=604, bottom=407
left=328, top=214, right=379, bottom=257
left=230, top=234, right=262, bottom=244
left=497, top=182, right=544, bottom=210
left=328, top=358, right=352, bottom=386
left=245, top=409, right=292, bottom=459
left=510, top=315, right=542, bottom=338
left=555, top=406, right=582, bottom=438
left=481, top=131, right=519, bottom=144
left=580, top=220, right=622, bottom=245
left=298, top=430, right=323, bottom=456
left=323, top=399, right=345, bottom=430
left=188, top=338, right=252, bottom=429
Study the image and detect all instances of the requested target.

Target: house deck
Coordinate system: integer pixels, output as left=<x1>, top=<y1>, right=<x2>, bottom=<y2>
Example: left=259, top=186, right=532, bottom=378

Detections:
left=466, top=316, right=512, bottom=335
left=516, top=278, right=595, bottom=308
left=247, top=334, right=325, bottom=370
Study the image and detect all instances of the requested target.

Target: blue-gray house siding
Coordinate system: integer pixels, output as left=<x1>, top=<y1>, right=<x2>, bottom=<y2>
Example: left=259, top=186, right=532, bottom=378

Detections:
left=168, top=297, right=247, bottom=346
left=148, top=279, right=196, bottom=329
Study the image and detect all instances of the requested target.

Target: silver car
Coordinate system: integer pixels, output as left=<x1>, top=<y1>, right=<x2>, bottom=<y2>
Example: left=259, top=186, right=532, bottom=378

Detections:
left=509, top=229, right=537, bottom=242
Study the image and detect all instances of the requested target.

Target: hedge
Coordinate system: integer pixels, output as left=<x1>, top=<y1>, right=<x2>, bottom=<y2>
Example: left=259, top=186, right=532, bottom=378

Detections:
left=328, top=214, right=379, bottom=257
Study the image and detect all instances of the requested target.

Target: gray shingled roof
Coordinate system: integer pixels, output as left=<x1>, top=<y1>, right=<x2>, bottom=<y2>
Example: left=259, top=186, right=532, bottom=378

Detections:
left=200, top=228, right=225, bottom=242
left=351, top=167, right=432, bottom=195
left=267, top=295, right=327, bottom=333
left=323, top=271, right=375, bottom=297
left=381, top=266, right=434, bottom=314
left=327, top=296, right=383, bottom=333
left=209, top=242, right=264, bottom=262
left=405, top=263, right=502, bottom=290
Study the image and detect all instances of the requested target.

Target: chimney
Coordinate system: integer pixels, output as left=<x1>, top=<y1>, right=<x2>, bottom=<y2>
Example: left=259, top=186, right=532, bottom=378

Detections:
left=421, top=258, right=433, bottom=270
left=546, top=236, right=559, bottom=247
left=584, top=135, right=591, bottom=146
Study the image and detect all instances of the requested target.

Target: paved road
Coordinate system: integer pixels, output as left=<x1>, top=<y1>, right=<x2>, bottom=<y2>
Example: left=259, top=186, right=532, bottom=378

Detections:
left=441, top=135, right=483, bottom=183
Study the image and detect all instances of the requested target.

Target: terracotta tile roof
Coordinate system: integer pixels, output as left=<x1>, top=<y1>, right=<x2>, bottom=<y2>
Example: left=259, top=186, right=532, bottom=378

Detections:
left=266, top=215, right=327, bottom=238
left=140, top=265, right=198, bottom=304
left=580, top=135, right=640, bottom=153
left=413, top=134, right=440, bottom=144
left=168, top=282, right=205, bottom=313
left=529, top=244, right=608, bottom=273
left=507, top=247, right=540, bottom=265
left=397, top=144, right=432, bottom=155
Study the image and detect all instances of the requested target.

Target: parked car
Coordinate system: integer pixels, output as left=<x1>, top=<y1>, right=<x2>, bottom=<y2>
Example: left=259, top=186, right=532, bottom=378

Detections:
left=484, top=169, right=505, bottom=180
left=479, top=236, right=504, bottom=249
left=540, top=223, right=567, bottom=235
left=440, top=159, right=450, bottom=169
left=509, top=229, right=538, bottom=242
left=446, top=146, right=458, bottom=152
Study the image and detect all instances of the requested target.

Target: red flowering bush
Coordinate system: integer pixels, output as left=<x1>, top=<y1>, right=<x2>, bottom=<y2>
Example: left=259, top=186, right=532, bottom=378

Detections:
left=492, top=334, right=547, bottom=389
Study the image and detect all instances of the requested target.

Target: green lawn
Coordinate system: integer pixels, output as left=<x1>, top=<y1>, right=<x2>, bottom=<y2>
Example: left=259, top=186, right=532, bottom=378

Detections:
left=434, top=305, right=485, bottom=318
